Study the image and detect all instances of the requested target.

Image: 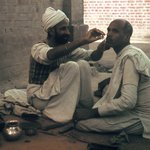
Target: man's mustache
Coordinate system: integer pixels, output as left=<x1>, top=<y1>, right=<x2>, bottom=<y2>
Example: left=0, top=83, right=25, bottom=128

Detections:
left=62, top=34, right=70, bottom=39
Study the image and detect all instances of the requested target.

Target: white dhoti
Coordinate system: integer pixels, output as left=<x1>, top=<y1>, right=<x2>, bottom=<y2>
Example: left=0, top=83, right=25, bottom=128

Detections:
left=27, top=60, right=93, bottom=123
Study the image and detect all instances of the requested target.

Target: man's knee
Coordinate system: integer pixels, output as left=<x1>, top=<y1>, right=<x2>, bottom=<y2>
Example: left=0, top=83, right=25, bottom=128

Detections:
left=64, top=61, right=80, bottom=73
left=77, top=60, right=90, bottom=68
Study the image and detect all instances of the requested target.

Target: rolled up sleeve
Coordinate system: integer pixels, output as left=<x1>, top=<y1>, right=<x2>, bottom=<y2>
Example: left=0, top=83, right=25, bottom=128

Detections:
left=31, top=43, right=53, bottom=65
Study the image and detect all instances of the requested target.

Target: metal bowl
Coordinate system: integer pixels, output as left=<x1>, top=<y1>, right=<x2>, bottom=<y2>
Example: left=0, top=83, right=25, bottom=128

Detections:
left=3, top=120, right=22, bottom=141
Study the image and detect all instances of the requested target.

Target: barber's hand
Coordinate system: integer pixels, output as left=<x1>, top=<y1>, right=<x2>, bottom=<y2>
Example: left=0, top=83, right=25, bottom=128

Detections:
left=73, top=108, right=99, bottom=121
left=97, top=40, right=111, bottom=52
left=84, top=28, right=105, bottom=44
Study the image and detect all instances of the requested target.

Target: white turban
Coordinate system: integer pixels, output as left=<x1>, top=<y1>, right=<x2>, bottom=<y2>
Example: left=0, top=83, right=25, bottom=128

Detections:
left=42, top=7, right=69, bottom=32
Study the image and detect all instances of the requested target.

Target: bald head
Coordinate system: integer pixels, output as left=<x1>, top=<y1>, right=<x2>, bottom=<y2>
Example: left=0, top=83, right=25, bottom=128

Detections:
left=106, top=19, right=133, bottom=53
left=111, top=19, right=133, bottom=37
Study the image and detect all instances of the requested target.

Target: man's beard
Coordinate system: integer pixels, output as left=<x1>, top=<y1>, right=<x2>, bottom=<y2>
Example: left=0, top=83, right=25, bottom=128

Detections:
left=106, top=37, right=113, bottom=46
left=55, top=34, right=70, bottom=45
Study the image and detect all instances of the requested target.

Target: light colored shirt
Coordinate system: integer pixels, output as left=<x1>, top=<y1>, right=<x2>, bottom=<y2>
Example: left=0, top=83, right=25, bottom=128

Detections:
left=93, top=45, right=150, bottom=139
left=27, top=42, right=93, bottom=99
left=98, top=59, right=139, bottom=116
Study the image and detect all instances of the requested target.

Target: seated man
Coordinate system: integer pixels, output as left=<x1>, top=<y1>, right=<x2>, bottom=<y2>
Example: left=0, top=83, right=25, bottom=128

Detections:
left=27, top=7, right=106, bottom=123
left=76, top=19, right=150, bottom=139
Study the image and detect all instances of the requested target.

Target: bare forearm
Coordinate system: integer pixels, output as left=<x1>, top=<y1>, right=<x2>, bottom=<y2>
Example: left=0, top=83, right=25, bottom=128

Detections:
left=90, top=40, right=110, bottom=61
left=47, top=28, right=105, bottom=60
left=90, top=49, right=104, bottom=61
left=47, top=38, right=87, bottom=60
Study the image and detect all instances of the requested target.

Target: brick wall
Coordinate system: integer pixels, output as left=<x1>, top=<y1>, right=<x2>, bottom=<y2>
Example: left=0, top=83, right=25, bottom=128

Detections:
left=84, top=0, right=150, bottom=42
left=0, top=0, right=63, bottom=90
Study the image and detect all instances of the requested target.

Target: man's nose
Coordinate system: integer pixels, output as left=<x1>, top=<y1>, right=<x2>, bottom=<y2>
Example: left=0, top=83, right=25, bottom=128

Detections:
left=107, top=30, right=113, bottom=37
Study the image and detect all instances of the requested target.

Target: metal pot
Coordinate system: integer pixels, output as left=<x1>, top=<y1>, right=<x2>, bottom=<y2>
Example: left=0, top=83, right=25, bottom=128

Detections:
left=3, top=120, right=22, bottom=141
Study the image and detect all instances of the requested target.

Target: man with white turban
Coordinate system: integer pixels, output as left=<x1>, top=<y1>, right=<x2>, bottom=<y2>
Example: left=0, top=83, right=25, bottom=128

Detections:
left=41, top=7, right=69, bottom=32
left=27, top=7, right=106, bottom=123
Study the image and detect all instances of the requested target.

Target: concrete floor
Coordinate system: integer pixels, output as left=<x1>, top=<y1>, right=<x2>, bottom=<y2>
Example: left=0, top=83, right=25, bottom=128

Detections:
left=0, top=133, right=87, bottom=150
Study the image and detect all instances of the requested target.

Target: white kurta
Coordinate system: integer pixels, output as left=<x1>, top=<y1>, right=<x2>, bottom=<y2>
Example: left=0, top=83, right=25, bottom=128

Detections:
left=27, top=43, right=94, bottom=123
left=77, top=45, right=150, bottom=139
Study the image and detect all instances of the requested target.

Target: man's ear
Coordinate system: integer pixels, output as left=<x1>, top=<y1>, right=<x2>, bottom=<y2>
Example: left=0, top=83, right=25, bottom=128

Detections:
left=47, top=28, right=55, bottom=37
left=124, top=33, right=130, bottom=41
